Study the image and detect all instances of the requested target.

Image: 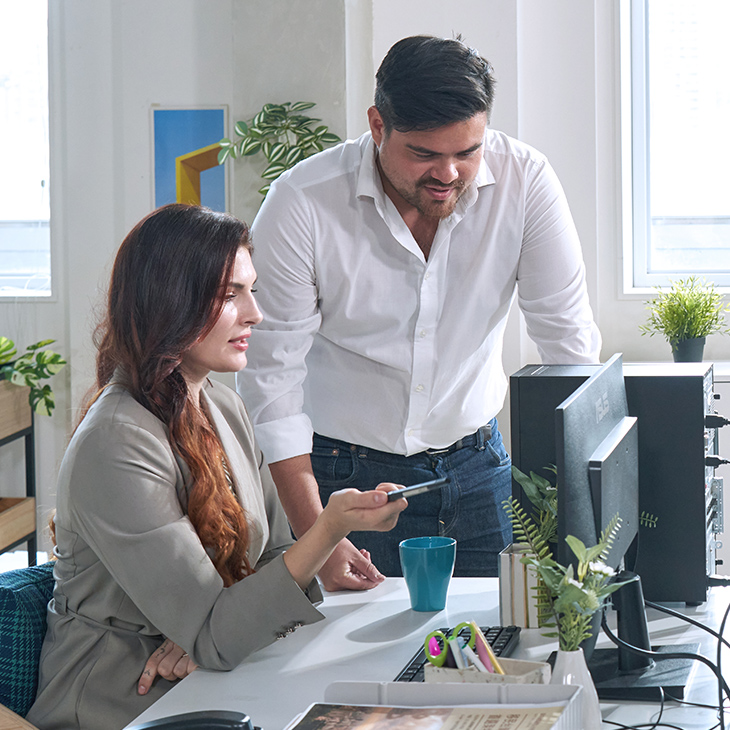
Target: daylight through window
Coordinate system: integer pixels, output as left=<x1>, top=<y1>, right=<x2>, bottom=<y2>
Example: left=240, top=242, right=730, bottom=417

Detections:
left=0, top=0, right=51, bottom=297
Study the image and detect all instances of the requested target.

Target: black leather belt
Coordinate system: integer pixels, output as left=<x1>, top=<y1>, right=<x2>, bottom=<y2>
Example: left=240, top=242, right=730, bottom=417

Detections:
left=425, top=424, right=492, bottom=455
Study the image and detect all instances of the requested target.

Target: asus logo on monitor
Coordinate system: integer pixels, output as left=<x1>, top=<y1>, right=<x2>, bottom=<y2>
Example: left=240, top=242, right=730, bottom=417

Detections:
left=596, top=392, right=610, bottom=422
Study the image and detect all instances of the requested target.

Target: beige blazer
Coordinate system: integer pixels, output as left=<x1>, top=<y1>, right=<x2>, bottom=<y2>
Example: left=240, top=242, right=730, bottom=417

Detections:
left=27, top=380, right=324, bottom=730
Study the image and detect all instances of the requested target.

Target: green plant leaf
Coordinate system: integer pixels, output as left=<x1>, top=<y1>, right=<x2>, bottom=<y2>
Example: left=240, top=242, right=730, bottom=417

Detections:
left=261, top=162, right=289, bottom=180
left=29, top=384, right=54, bottom=416
left=240, top=138, right=262, bottom=156
left=0, top=336, right=17, bottom=365
left=289, top=101, right=316, bottom=111
left=258, top=184, right=271, bottom=197
left=285, top=147, right=305, bottom=166
left=27, top=339, right=55, bottom=351
left=218, top=147, right=232, bottom=165
left=266, top=142, right=288, bottom=164
left=320, top=132, right=342, bottom=144
left=234, top=121, right=249, bottom=137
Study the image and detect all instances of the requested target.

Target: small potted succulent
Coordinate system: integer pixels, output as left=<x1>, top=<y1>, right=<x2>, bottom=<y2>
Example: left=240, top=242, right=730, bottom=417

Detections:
left=0, top=337, right=66, bottom=416
left=640, top=276, right=730, bottom=362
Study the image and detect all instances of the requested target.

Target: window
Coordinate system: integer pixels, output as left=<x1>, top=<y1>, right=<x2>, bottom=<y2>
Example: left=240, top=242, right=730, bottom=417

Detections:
left=630, top=0, right=730, bottom=289
left=0, top=0, right=51, bottom=297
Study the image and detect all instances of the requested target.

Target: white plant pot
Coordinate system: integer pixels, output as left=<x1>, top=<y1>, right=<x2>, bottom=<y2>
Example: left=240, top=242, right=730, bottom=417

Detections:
left=549, top=647, right=602, bottom=730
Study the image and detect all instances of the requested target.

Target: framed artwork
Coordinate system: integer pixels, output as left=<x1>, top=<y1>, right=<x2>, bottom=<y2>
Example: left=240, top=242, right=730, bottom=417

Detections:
left=152, top=106, right=228, bottom=211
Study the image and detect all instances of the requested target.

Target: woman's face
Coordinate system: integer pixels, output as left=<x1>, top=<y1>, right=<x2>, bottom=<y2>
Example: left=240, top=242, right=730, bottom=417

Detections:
left=180, top=247, right=262, bottom=387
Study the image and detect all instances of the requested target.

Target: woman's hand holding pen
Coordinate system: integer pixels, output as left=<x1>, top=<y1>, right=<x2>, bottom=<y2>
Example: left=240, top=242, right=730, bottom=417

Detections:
left=283, top=484, right=407, bottom=591
left=320, top=484, right=407, bottom=538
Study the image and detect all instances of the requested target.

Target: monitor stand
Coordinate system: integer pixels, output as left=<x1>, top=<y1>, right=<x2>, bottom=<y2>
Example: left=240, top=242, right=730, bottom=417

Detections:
left=588, top=644, right=698, bottom=701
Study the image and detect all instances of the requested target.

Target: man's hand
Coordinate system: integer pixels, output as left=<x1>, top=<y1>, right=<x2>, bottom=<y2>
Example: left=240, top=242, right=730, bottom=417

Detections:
left=318, top=539, right=385, bottom=591
left=137, top=638, right=197, bottom=695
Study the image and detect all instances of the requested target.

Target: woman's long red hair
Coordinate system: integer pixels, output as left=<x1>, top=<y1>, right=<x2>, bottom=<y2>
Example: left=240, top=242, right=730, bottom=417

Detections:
left=89, top=204, right=254, bottom=586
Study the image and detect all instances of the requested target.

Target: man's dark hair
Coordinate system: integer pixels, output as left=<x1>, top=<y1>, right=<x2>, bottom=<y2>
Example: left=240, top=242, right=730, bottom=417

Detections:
left=374, top=35, right=496, bottom=133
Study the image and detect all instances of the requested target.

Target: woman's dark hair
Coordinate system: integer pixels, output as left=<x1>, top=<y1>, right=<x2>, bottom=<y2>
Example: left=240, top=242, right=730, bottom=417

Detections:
left=374, top=35, right=496, bottom=132
left=91, top=203, right=254, bottom=586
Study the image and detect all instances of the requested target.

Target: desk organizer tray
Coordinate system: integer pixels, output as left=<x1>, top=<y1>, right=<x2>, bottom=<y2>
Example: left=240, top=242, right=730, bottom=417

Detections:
left=323, top=680, right=582, bottom=730
left=424, top=657, right=552, bottom=684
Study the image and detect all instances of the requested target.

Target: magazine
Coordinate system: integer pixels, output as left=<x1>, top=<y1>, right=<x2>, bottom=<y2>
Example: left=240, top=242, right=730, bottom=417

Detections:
left=286, top=703, right=565, bottom=730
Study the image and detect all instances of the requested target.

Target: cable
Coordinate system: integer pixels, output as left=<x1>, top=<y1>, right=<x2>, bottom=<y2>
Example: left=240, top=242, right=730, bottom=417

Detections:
left=706, top=456, right=730, bottom=468
left=645, top=600, right=730, bottom=651
left=600, top=615, right=730, bottom=703
left=602, top=686, right=666, bottom=730
left=705, top=415, right=730, bottom=429
left=716, top=601, right=730, bottom=730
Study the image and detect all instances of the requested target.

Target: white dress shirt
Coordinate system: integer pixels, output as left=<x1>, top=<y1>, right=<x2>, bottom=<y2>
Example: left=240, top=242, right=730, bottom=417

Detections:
left=237, top=130, right=601, bottom=462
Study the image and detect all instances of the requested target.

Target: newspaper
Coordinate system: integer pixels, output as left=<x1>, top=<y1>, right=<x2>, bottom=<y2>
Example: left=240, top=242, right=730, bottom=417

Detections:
left=286, top=703, right=565, bottom=730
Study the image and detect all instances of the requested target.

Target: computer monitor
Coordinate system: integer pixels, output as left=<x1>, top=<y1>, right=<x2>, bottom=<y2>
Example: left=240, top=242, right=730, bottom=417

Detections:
left=555, top=353, right=638, bottom=571
left=554, top=353, right=697, bottom=701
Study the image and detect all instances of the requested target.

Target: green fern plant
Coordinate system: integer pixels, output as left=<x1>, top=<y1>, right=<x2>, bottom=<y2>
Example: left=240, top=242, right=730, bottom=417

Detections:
left=639, top=511, right=659, bottom=529
left=218, top=101, right=341, bottom=198
left=504, top=499, right=634, bottom=651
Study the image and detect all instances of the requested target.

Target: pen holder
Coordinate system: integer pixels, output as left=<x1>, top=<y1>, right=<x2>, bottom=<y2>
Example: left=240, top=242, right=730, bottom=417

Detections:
left=424, top=658, right=551, bottom=685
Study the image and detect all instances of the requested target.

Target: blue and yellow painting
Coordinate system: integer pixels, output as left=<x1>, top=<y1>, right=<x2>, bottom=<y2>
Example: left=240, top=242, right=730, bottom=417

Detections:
left=153, top=108, right=226, bottom=210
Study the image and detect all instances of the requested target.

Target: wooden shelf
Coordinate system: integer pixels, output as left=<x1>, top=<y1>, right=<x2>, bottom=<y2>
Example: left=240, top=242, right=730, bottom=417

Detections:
left=0, top=383, right=31, bottom=442
left=0, top=381, right=36, bottom=565
left=0, top=498, right=35, bottom=552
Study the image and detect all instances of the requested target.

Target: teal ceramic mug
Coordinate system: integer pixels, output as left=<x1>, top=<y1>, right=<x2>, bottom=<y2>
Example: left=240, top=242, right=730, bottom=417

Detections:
left=399, top=536, right=457, bottom=612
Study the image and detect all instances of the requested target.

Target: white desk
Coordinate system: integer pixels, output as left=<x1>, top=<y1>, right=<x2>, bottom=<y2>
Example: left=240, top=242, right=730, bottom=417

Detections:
left=127, top=578, right=730, bottom=730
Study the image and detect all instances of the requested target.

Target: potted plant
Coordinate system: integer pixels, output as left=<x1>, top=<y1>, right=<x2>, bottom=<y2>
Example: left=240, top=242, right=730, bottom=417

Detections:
left=0, top=337, right=66, bottom=416
left=640, top=276, right=730, bottom=362
left=503, top=497, right=633, bottom=730
left=218, top=101, right=341, bottom=199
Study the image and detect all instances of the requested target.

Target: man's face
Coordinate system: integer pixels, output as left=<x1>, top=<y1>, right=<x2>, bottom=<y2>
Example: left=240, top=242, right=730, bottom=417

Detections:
left=368, top=108, right=487, bottom=220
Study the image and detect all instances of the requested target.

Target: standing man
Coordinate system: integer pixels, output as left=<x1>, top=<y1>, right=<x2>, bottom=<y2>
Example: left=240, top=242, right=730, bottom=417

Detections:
left=237, top=35, right=601, bottom=590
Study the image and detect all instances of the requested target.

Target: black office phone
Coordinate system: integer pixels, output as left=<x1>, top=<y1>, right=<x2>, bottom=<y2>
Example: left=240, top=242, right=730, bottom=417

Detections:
left=127, top=710, right=257, bottom=730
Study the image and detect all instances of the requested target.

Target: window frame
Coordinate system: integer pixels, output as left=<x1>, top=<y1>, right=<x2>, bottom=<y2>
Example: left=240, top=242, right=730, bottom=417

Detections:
left=0, top=0, right=54, bottom=302
left=625, top=0, right=730, bottom=292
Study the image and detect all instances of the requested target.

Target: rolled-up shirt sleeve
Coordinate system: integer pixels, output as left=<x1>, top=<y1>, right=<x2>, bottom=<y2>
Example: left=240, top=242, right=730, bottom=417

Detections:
left=237, top=178, right=321, bottom=463
left=516, top=159, right=602, bottom=364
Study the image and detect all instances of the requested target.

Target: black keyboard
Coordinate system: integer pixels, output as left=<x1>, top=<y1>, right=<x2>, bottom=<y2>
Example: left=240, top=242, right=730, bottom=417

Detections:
left=393, top=625, right=521, bottom=682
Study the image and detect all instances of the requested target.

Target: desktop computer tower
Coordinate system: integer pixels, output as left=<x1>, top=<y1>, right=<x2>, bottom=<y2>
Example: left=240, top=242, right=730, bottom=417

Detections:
left=510, top=362, right=720, bottom=604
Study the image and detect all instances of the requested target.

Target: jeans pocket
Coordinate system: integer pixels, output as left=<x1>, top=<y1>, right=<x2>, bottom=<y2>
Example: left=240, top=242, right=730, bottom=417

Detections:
left=311, top=445, right=359, bottom=487
left=486, top=438, right=511, bottom=468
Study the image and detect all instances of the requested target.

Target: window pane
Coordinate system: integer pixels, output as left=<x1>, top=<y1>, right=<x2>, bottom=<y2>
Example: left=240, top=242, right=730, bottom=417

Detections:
left=0, top=0, right=51, bottom=297
left=631, top=0, right=730, bottom=287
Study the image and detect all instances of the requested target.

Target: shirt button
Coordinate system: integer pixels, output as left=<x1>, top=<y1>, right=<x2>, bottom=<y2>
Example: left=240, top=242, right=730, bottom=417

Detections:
left=415, top=384, right=424, bottom=392
left=408, top=429, right=414, bottom=436
left=419, top=330, right=427, bottom=338
left=424, top=272, right=431, bottom=280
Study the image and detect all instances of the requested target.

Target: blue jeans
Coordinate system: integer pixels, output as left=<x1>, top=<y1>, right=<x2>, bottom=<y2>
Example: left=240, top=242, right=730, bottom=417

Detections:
left=311, top=419, right=513, bottom=577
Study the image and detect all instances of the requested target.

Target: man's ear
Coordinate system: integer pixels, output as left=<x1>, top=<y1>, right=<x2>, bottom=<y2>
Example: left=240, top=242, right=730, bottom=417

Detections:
left=367, top=106, right=386, bottom=147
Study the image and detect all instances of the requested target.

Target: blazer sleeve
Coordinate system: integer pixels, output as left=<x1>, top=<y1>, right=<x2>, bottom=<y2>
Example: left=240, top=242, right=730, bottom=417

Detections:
left=63, top=417, right=324, bottom=671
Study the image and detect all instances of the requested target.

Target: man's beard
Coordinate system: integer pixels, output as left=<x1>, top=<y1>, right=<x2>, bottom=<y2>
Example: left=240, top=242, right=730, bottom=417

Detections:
left=406, top=177, right=467, bottom=219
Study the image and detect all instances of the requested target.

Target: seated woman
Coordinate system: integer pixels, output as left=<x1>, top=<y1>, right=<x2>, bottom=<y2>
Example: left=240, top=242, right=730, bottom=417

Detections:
left=27, top=204, right=407, bottom=730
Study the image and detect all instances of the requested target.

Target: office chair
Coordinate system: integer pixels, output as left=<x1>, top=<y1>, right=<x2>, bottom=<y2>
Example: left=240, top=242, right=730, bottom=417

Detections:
left=0, top=562, right=54, bottom=718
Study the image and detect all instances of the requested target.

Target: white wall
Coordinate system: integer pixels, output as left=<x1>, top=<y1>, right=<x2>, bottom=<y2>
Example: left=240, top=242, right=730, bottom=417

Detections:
left=10, top=0, right=725, bottom=550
